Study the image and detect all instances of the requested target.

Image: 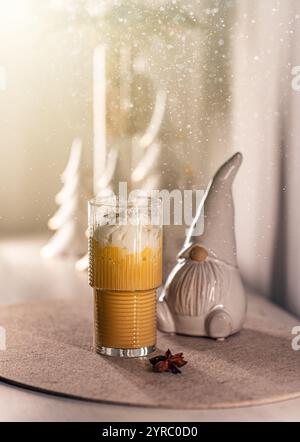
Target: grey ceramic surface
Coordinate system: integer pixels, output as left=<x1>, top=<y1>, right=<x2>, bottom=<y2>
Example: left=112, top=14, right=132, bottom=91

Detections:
left=157, top=152, right=247, bottom=338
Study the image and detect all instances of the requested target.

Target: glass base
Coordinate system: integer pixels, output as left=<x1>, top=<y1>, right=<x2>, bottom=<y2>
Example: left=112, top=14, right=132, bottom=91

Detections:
left=95, top=345, right=156, bottom=358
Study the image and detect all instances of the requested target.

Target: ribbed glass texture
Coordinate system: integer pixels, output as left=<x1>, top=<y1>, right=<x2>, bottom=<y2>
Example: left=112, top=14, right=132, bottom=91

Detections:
left=89, top=197, right=162, bottom=354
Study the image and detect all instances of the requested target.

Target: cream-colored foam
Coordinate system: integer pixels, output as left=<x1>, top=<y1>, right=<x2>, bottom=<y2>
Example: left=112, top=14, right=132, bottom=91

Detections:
left=94, top=223, right=161, bottom=254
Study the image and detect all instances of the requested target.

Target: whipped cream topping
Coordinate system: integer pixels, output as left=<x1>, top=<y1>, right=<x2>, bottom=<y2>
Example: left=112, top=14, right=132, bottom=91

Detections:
left=94, top=224, right=161, bottom=254
left=93, top=205, right=161, bottom=253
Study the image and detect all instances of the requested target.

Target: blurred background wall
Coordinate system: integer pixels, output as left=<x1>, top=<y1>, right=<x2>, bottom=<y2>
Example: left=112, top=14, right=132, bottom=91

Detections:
left=0, top=0, right=233, bottom=236
left=0, top=0, right=95, bottom=234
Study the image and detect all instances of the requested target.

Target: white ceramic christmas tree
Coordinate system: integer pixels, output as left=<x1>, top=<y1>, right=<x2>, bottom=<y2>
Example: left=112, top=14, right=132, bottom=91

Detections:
left=41, top=138, right=91, bottom=259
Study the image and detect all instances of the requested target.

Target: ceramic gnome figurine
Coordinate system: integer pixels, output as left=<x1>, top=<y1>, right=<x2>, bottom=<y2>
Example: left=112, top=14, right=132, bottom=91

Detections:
left=157, top=152, right=247, bottom=339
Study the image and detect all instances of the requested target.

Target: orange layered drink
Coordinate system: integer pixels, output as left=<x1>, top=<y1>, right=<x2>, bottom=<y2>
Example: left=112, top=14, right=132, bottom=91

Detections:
left=89, top=197, right=162, bottom=357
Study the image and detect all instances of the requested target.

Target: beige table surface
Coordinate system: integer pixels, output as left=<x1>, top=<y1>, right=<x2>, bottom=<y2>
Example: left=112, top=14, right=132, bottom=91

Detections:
left=0, top=235, right=300, bottom=422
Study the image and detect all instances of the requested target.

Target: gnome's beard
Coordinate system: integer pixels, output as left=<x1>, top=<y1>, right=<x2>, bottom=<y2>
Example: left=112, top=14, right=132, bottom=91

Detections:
left=167, top=258, right=235, bottom=317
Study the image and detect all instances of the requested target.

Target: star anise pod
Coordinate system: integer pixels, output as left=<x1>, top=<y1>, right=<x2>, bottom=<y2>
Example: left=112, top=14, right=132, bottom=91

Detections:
left=149, top=349, right=187, bottom=374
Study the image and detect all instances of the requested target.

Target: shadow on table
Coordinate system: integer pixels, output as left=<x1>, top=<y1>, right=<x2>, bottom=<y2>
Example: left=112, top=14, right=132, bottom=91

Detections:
left=101, top=328, right=300, bottom=408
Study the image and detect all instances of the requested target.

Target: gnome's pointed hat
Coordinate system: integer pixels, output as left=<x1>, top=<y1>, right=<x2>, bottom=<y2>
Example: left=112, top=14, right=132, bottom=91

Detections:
left=179, top=152, right=243, bottom=267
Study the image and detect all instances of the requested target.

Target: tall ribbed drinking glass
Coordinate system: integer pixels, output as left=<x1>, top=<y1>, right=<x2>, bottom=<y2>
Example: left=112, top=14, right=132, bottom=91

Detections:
left=89, top=197, right=162, bottom=357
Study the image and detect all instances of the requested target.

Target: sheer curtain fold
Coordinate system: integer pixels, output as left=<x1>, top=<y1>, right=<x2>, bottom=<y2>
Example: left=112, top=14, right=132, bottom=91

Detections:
left=231, top=0, right=300, bottom=316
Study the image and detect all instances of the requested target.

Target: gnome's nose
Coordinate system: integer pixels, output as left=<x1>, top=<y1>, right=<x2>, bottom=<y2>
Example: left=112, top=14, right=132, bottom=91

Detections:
left=189, top=246, right=208, bottom=262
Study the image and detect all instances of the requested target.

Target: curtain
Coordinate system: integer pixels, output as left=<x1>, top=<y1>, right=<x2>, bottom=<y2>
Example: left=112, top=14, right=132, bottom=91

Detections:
left=230, top=0, right=300, bottom=317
